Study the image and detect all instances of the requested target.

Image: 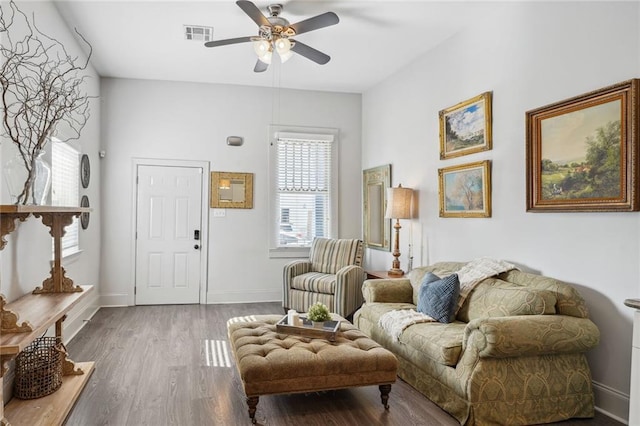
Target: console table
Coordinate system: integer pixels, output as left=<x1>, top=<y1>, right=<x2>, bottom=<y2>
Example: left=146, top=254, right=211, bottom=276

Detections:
left=0, top=205, right=94, bottom=426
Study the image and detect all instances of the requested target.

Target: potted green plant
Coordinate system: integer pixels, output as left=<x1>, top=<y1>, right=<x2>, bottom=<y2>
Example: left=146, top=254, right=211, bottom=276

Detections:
left=306, top=302, right=331, bottom=327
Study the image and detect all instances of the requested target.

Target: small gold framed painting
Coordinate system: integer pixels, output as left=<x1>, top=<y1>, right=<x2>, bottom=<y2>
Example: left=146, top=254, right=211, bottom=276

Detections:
left=438, top=160, right=491, bottom=218
left=439, top=91, right=492, bottom=160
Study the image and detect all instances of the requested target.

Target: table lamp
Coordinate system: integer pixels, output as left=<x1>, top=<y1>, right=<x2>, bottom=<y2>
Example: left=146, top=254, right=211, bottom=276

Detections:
left=385, top=184, right=413, bottom=276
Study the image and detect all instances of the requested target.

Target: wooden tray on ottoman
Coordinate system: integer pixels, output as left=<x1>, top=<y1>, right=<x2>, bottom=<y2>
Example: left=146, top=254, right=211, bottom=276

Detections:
left=276, top=315, right=340, bottom=341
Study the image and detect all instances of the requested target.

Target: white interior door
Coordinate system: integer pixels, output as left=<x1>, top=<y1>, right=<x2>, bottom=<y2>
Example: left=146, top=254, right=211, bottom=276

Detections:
left=135, top=165, right=202, bottom=305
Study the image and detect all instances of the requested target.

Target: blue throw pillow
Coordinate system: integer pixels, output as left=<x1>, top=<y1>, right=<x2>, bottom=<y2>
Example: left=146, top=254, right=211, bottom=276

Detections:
left=417, top=273, right=460, bottom=323
left=416, top=272, right=441, bottom=313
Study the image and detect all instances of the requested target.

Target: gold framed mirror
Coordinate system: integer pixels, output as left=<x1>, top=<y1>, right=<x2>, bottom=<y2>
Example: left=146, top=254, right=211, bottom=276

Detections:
left=363, top=164, right=391, bottom=251
left=210, top=171, right=254, bottom=209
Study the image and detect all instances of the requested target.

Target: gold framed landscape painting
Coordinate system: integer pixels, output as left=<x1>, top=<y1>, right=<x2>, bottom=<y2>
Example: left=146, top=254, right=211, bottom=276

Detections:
left=439, top=160, right=491, bottom=218
left=526, top=79, right=639, bottom=212
left=439, top=91, right=492, bottom=159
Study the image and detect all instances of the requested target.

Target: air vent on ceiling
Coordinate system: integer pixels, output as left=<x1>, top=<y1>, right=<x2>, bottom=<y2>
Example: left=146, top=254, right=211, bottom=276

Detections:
left=184, top=25, right=213, bottom=42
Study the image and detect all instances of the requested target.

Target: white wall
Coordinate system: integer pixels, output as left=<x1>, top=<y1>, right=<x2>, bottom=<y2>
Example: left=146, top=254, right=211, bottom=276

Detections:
left=0, top=0, right=101, bottom=316
left=99, top=77, right=361, bottom=306
left=362, top=1, right=639, bottom=422
left=0, top=0, right=101, bottom=402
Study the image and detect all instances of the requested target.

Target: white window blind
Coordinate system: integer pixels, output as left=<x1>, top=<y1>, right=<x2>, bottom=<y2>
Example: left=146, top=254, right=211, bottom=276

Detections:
left=51, top=139, right=80, bottom=254
left=274, top=134, right=333, bottom=249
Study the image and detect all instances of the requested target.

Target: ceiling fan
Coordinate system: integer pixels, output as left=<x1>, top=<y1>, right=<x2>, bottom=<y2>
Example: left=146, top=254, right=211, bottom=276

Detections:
left=204, top=1, right=339, bottom=73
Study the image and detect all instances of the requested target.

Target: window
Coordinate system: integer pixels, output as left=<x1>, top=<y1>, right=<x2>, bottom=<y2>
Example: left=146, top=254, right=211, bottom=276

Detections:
left=269, top=127, right=338, bottom=257
left=51, top=138, right=80, bottom=256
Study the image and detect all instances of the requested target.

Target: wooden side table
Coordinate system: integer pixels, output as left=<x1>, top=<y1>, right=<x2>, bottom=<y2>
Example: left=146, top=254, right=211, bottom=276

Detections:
left=366, top=270, right=407, bottom=280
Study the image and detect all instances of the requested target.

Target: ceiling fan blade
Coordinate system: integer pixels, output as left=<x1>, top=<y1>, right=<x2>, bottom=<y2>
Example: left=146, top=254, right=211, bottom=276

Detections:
left=254, top=59, right=269, bottom=73
left=236, top=0, right=270, bottom=27
left=290, top=41, right=330, bottom=65
left=288, top=12, right=339, bottom=36
left=204, top=36, right=253, bottom=48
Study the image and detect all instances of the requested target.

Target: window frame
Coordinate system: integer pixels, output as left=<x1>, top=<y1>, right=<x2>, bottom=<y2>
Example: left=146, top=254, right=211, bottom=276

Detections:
left=268, top=125, right=339, bottom=258
left=50, top=137, right=81, bottom=258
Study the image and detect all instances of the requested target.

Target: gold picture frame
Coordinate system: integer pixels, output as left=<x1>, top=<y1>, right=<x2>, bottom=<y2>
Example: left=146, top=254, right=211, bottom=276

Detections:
left=210, top=171, right=253, bottom=209
left=438, top=160, right=491, bottom=218
left=363, top=164, right=391, bottom=251
left=439, top=91, right=493, bottom=159
left=526, top=79, right=639, bottom=212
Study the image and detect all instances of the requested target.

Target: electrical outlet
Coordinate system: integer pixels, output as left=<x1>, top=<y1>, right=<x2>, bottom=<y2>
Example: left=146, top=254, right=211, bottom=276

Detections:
left=213, top=209, right=226, bottom=217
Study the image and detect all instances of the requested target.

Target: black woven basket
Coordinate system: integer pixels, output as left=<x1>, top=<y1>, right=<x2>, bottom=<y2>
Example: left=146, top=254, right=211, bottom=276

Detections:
left=14, top=337, right=64, bottom=399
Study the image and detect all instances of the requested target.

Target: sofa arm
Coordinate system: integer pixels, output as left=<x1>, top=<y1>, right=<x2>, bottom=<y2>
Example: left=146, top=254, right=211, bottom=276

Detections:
left=334, top=265, right=366, bottom=317
left=463, top=315, right=600, bottom=359
left=284, top=260, right=311, bottom=282
left=282, top=260, right=311, bottom=310
left=362, top=279, right=413, bottom=304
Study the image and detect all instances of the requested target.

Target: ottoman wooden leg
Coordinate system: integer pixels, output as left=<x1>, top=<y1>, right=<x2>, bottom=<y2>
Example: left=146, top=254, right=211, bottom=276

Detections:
left=246, top=396, right=259, bottom=424
left=379, top=384, right=391, bottom=410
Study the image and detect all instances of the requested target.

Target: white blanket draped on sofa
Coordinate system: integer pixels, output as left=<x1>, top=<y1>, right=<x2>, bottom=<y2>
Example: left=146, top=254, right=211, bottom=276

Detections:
left=378, top=257, right=516, bottom=341
left=378, top=309, right=434, bottom=341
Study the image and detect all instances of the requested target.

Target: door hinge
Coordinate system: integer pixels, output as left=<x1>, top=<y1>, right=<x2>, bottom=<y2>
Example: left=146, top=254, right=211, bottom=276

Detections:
left=134, top=287, right=136, bottom=295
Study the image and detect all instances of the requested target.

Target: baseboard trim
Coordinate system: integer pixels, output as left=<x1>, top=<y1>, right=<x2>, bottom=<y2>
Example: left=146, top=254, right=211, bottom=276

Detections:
left=100, top=292, right=281, bottom=306
left=206, top=290, right=280, bottom=304
left=100, top=293, right=130, bottom=307
left=63, top=289, right=101, bottom=344
left=593, top=380, right=629, bottom=424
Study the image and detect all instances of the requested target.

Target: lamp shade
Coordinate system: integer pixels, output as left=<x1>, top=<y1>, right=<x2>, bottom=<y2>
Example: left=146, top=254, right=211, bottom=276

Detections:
left=385, top=185, right=413, bottom=219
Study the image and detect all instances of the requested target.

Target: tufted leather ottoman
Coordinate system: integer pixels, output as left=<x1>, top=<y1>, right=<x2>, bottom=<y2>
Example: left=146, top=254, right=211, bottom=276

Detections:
left=227, top=314, right=398, bottom=424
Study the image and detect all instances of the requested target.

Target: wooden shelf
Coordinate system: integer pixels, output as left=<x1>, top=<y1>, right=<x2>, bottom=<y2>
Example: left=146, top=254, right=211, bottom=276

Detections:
left=1, top=205, right=95, bottom=425
left=3, top=362, right=95, bottom=426
left=1, top=286, right=94, bottom=357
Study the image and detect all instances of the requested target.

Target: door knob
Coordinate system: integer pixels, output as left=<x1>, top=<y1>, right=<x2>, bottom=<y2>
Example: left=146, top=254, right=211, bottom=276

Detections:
left=194, top=244, right=200, bottom=250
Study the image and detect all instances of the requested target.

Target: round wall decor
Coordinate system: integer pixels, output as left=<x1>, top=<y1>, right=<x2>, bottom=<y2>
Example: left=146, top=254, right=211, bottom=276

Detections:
left=80, top=154, right=90, bottom=188
left=80, top=195, right=90, bottom=230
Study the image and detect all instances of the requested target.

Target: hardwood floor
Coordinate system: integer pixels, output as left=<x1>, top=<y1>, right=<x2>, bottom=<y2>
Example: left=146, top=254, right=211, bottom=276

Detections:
left=65, top=303, right=622, bottom=426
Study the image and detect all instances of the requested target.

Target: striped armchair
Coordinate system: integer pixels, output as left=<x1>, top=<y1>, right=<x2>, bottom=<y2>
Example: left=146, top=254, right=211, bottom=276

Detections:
left=282, top=238, right=365, bottom=318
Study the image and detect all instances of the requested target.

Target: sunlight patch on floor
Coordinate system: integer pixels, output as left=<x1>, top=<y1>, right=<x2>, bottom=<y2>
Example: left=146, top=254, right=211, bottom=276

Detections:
left=204, top=339, right=232, bottom=367
left=227, top=315, right=258, bottom=324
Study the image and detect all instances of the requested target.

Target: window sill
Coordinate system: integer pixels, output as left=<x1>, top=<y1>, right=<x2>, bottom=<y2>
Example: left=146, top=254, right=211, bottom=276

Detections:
left=269, top=246, right=310, bottom=259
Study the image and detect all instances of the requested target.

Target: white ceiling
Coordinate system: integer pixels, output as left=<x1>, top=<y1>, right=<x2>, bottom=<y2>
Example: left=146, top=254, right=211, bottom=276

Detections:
left=53, top=0, right=500, bottom=94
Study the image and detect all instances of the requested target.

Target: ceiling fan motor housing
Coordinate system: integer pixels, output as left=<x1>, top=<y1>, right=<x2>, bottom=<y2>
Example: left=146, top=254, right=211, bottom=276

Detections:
left=267, top=4, right=283, bottom=17
left=266, top=4, right=294, bottom=38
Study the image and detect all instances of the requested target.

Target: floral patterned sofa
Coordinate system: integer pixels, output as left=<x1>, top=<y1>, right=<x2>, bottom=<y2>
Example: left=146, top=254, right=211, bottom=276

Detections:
left=353, top=261, right=600, bottom=425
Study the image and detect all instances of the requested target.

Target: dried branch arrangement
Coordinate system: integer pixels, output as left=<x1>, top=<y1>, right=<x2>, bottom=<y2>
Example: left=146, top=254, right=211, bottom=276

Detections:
left=0, top=0, right=92, bottom=204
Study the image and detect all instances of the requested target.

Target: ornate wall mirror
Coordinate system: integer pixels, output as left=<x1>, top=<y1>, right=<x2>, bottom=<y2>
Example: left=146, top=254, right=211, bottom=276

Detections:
left=363, top=164, right=391, bottom=251
left=210, top=171, right=254, bottom=209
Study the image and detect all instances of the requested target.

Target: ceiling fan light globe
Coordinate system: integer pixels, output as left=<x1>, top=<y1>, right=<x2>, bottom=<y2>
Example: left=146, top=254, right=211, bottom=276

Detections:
left=252, top=39, right=271, bottom=56
left=279, top=50, right=293, bottom=63
left=275, top=37, right=292, bottom=54
left=258, top=50, right=272, bottom=64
